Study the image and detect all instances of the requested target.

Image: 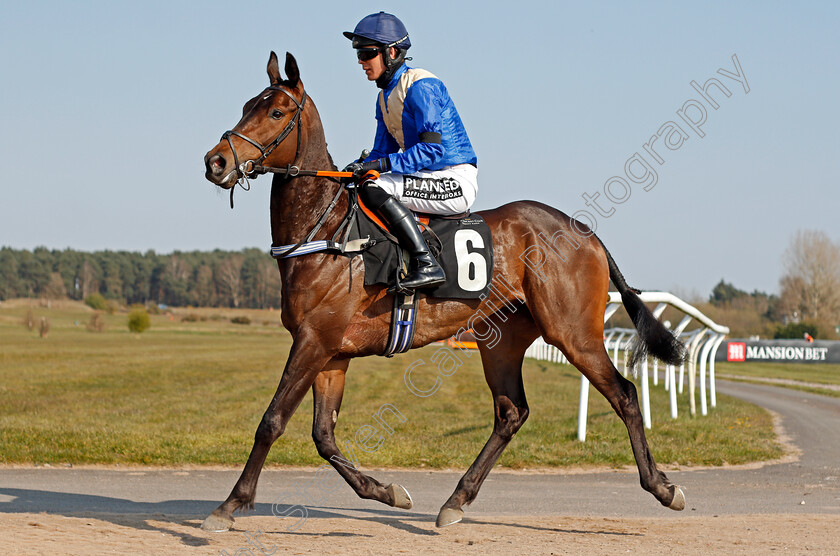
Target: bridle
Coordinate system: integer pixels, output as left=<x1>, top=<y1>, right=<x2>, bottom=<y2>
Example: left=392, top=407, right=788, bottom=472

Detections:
left=215, top=83, right=355, bottom=258
left=220, top=85, right=308, bottom=206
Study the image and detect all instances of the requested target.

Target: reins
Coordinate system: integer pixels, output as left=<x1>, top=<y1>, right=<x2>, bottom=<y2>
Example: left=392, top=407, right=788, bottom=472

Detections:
left=250, top=165, right=353, bottom=180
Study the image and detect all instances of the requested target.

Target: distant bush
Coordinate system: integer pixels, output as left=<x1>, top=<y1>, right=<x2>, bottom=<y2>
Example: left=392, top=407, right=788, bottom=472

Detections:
left=180, top=313, right=201, bottom=322
left=85, top=293, right=108, bottom=311
left=87, top=311, right=106, bottom=333
left=774, top=322, right=819, bottom=339
left=128, top=309, right=151, bottom=334
left=230, top=316, right=251, bottom=325
left=22, top=307, right=35, bottom=330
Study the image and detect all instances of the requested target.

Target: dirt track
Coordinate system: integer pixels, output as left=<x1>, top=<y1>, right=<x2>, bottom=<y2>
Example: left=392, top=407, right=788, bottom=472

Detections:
left=1, top=380, right=839, bottom=554
left=2, top=513, right=839, bottom=555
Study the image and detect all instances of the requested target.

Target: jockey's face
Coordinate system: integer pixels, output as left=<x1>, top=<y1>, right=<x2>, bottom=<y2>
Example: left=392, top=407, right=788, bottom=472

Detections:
left=358, top=46, right=396, bottom=81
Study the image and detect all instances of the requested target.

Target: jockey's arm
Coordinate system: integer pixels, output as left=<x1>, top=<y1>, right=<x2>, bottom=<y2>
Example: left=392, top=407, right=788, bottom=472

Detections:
left=366, top=81, right=446, bottom=175
left=366, top=108, right=399, bottom=163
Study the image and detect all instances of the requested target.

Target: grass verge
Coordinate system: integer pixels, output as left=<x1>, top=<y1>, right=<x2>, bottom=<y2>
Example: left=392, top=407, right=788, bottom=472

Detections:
left=716, top=361, right=840, bottom=399
left=0, top=300, right=783, bottom=468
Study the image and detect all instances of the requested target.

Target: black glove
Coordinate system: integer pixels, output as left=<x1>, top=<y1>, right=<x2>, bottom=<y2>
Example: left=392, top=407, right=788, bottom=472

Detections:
left=342, top=158, right=390, bottom=179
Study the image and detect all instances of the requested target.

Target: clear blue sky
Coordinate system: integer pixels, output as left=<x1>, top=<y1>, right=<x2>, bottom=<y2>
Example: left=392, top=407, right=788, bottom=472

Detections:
left=2, top=1, right=838, bottom=297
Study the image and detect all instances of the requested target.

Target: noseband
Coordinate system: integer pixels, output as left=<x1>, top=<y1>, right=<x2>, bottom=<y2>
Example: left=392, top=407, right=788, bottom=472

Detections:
left=221, top=85, right=308, bottom=196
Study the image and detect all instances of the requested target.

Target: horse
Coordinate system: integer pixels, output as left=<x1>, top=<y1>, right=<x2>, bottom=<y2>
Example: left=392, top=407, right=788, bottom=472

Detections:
left=200, top=51, right=686, bottom=532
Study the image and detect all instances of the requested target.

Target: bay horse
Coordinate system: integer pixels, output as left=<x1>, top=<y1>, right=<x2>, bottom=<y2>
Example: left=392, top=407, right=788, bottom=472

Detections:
left=201, top=52, right=686, bottom=532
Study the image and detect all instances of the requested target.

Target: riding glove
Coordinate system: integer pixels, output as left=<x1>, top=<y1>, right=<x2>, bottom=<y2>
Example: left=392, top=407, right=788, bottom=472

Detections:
left=343, top=158, right=390, bottom=178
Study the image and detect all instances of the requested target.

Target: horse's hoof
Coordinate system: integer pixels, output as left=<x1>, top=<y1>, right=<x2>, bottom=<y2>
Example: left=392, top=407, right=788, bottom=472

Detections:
left=387, top=483, right=413, bottom=509
left=201, top=512, right=234, bottom=532
left=435, top=507, right=464, bottom=527
left=668, top=486, right=686, bottom=511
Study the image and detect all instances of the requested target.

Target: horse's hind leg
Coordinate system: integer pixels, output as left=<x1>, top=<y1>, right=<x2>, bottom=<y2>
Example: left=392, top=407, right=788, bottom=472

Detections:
left=521, top=234, right=685, bottom=511
left=545, top=322, right=685, bottom=510
left=311, top=359, right=413, bottom=509
left=567, top=344, right=684, bottom=509
left=437, top=309, right=539, bottom=527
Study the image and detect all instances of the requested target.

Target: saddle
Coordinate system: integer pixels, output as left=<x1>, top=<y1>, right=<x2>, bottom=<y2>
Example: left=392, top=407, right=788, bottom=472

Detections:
left=269, top=185, right=494, bottom=357
left=351, top=192, right=493, bottom=357
left=351, top=194, right=494, bottom=300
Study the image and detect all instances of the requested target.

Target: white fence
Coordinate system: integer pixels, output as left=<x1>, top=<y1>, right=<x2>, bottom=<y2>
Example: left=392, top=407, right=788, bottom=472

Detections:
left=524, top=291, right=729, bottom=441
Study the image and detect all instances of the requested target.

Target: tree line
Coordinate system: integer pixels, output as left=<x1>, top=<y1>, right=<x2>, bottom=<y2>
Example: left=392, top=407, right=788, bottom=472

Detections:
left=704, top=229, right=840, bottom=339
left=0, top=247, right=282, bottom=309
left=2, top=229, right=838, bottom=338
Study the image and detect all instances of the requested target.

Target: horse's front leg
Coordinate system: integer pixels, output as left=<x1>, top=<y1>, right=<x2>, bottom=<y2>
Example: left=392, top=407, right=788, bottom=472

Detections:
left=201, top=332, right=334, bottom=532
left=311, top=359, right=413, bottom=509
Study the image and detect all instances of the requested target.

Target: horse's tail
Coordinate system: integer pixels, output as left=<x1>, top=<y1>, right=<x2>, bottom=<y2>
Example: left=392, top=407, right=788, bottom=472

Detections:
left=596, top=235, right=685, bottom=368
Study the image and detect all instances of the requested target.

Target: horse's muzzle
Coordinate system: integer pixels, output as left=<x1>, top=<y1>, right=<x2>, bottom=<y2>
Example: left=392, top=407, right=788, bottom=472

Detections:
left=204, top=152, right=236, bottom=188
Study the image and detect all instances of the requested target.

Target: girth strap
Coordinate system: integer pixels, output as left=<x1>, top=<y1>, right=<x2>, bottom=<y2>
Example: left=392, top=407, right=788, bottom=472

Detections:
left=382, top=291, right=418, bottom=357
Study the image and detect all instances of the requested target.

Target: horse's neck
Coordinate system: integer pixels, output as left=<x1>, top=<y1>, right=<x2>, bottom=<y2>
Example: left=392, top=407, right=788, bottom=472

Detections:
left=270, top=143, right=352, bottom=323
left=269, top=144, right=345, bottom=248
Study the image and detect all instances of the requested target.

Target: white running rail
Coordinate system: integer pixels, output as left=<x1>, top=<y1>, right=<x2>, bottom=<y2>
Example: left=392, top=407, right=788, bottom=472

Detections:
left=524, top=291, right=729, bottom=441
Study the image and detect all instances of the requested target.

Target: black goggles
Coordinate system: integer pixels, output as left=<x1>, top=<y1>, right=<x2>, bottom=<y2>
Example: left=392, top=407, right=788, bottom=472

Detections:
left=356, top=47, right=382, bottom=62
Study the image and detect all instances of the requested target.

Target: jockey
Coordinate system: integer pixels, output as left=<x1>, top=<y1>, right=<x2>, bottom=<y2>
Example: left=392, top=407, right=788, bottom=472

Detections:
left=343, top=12, right=478, bottom=291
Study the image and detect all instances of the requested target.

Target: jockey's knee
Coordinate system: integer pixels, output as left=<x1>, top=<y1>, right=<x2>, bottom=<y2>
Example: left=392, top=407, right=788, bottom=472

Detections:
left=359, top=182, right=391, bottom=210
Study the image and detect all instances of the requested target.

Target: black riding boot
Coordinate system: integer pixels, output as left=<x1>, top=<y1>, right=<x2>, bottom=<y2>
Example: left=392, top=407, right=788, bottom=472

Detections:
left=374, top=197, right=446, bottom=291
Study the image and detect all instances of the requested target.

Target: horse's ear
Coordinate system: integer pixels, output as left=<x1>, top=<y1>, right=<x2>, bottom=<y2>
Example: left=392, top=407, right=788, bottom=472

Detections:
left=267, top=51, right=282, bottom=85
left=285, top=52, right=301, bottom=88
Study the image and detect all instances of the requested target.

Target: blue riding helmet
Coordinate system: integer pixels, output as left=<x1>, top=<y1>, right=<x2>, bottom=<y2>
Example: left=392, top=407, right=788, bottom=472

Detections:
left=343, top=11, right=411, bottom=50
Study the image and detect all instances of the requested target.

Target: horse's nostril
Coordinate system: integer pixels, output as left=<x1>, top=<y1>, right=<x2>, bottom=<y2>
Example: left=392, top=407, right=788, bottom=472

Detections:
left=207, top=154, right=226, bottom=175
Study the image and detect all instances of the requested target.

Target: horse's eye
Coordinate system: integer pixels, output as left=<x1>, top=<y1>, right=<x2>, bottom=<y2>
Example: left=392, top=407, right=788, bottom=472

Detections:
left=271, top=109, right=284, bottom=120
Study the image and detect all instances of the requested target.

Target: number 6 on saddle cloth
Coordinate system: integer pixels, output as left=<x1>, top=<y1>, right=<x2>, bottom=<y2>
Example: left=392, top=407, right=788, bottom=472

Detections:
left=354, top=200, right=494, bottom=299
left=353, top=202, right=494, bottom=357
